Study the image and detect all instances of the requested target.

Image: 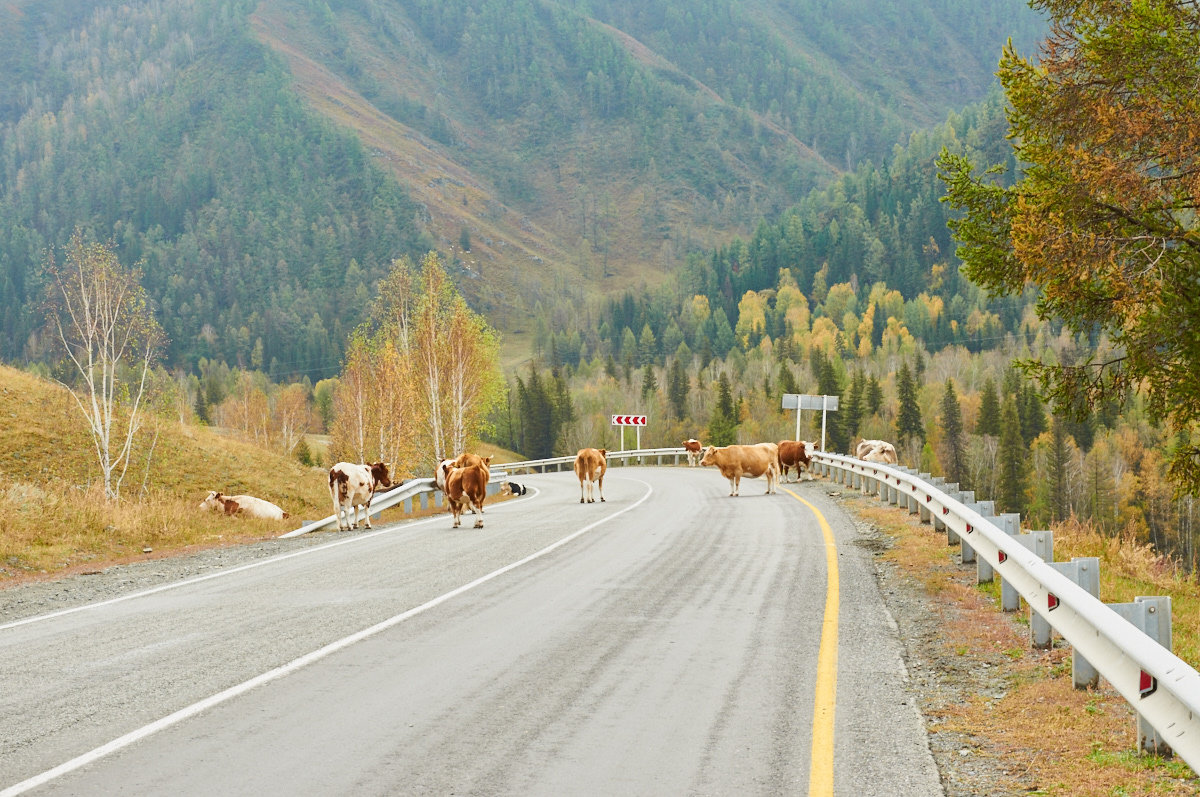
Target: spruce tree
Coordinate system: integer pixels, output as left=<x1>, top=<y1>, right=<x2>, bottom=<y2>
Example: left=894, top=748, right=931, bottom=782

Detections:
left=939, top=379, right=968, bottom=488
left=1049, top=415, right=1070, bottom=522
left=977, top=377, right=1001, bottom=436
left=778, top=362, right=798, bottom=396
left=667, top=358, right=689, bottom=420
left=707, top=372, right=738, bottom=446
left=640, top=362, right=658, bottom=401
left=842, top=370, right=865, bottom=446
left=999, top=396, right=1027, bottom=514
left=865, top=374, right=883, bottom=416
left=895, top=362, right=925, bottom=448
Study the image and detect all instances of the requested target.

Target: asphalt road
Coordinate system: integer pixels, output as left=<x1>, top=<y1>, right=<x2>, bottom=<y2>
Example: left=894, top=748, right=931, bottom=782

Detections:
left=0, top=465, right=940, bottom=796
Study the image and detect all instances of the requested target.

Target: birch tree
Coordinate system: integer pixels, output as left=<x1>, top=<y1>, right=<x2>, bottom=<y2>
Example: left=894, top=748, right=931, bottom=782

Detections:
left=44, top=232, right=165, bottom=501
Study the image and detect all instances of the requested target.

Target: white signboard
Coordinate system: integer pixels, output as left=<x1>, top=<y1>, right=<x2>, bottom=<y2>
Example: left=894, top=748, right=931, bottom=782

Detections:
left=782, top=394, right=839, bottom=450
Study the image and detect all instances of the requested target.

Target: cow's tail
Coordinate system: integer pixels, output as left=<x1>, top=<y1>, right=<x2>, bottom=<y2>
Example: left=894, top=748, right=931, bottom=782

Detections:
left=330, top=470, right=349, bottom=502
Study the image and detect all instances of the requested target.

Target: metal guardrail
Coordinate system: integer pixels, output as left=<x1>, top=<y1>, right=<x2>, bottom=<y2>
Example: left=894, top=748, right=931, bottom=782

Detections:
left=812, top=449, right=1200, bottom=770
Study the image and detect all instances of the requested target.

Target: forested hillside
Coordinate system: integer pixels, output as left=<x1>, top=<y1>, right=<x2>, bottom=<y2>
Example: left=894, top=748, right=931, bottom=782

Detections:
left=0, top=0, right=1042, bottom=377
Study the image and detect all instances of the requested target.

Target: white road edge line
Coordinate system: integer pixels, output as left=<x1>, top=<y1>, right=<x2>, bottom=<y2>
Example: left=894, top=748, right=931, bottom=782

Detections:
left=0, top=479, right=652, bottom=797
left=0, top=488, right=540, bottom=632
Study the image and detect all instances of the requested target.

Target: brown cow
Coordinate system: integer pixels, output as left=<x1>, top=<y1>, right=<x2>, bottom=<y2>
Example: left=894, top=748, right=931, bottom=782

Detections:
left=442, top=459, right=488, bottom=528
left=329, top=461, right=394, bottom=531
left=777, top=440, right=817, bottom=482
left=574, top=448, right=608, bottom=503
left=700, top=443, right=780, bottom=496
left=200, top=490, right=289, bottom=520
left=682, top=438, right=703, bottom=467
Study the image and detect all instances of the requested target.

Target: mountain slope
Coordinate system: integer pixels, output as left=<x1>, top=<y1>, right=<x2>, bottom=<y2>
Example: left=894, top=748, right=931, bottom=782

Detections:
left=0, top=0, right=1043, bottom=375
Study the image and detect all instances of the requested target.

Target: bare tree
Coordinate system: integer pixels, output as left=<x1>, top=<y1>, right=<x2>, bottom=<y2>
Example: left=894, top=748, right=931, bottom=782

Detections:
left=44, top=231, right=165, bottom=501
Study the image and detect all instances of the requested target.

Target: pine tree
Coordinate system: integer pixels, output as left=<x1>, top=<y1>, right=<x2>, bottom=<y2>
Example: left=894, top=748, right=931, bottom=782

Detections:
left=667, top=358, right=689, bottom=420
left=895, top=361, right=925, bottom=448
left=707, top=372, right=738, bottom=446
left=1049, top=415, right=1070, bottom=522
left=939, top=379, right=968, bottom=488
left=999, top=395, right=1027, bottom=514
left=640, top=362, right=658, bottom=401
left=778, top=362, right=798, bottom=396
left=842, top=370, right=865, bottom=445
left=977, top=377, right=1001, bottom=436
left=865, top=375, right=883, bottom=416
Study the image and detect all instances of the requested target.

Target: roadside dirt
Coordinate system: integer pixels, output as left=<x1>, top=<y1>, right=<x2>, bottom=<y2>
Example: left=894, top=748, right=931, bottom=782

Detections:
left=839, top=488, right=1198, bottom=796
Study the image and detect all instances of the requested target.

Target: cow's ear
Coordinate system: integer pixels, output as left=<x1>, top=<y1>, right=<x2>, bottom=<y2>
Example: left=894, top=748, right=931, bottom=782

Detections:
left=483, top=455, right=492, bottom=465
left=599, top=449, right=608, bottom=457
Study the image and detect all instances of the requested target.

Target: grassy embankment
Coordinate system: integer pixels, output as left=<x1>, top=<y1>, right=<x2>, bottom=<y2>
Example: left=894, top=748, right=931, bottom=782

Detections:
left=0, top=364, right=518, bottom=583
left=844, top=489, right=1199, bottom=795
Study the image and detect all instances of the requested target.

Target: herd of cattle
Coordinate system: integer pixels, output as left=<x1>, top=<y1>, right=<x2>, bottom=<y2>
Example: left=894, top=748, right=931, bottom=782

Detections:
left=197, top=436, right=902, bottom=529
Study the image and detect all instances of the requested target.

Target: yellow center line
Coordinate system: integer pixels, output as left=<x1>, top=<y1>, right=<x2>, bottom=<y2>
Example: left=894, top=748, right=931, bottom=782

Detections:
left=785, top=488, right=838, bottom=796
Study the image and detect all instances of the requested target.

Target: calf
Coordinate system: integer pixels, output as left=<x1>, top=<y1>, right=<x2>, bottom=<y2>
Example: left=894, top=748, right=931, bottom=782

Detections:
left=329, top=461, right=394, bottom=531
left=442, top=459, right=488, bottom=528
left=199, top=490, right=289, bottom=520
left=700, top=443, right=780, bottom=496
left=574, top=448, right=608, bottom=503
left=682, top=438, right=703, bottom=467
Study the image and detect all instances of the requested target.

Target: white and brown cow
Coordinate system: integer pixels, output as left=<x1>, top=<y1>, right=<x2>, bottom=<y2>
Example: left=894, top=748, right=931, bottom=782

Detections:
left=682, top=438, right=703, bottom=467
left=438, top=453, right=492, bottom=514
left=442, top=458, right=489, bottom=528
left=856, top=439, right=898, bottom=465
left=700, top=443, right=780, bottom=496
left=328, top=461, right=393, bottom=531
left=777, top=440, right=817, bottom=482
left=574, top=448, right=608, bottom=503
left=199, top=490, right=289, bottom=520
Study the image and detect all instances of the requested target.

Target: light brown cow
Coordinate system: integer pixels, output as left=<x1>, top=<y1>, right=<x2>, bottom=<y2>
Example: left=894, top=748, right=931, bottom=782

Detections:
left=777, top=440, right=817, bottom=482
left=574, top=448, right=608, bottom=503
left=442, top=459, right=488, bottom=528
left=682, top=438, right=703, bottom=467
left=700, top=443, right=780, bottom=496
left=329, top=461, right=394, bottom=531
left=199, top=490, right=289, bottom=520
left=857, top=439, right=898, bottom=464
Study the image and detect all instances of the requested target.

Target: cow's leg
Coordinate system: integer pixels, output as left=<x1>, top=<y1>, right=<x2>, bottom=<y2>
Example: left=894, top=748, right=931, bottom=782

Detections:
left=363, top=497, right=373, bottom=529
left=598, top=473, right=605, bottom=502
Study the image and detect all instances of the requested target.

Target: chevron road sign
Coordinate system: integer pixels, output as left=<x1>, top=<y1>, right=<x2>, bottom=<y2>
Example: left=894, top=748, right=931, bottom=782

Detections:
left=611, top=415, right=647, bottom=426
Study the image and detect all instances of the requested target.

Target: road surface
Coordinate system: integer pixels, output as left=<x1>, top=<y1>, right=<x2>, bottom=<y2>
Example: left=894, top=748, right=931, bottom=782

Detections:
left=1, top=466, right=940, bottom=795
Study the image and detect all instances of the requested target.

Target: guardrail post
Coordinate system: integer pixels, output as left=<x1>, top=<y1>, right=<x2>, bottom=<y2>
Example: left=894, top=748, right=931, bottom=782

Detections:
left=1064, top=557, right=1102, bottom=688
left=959, top=500, right=993, bottom=564
left=1003, top=530, right=1053, bottom=611
left=917, top=474, right=933, bottom=522
left=973, top=512, right=1016, bottom=582
left=930, top=477, right=945, bottom=528
left=1106, top=596, right=1173, bottom=755
left=946, top=489, right=972, bottom=545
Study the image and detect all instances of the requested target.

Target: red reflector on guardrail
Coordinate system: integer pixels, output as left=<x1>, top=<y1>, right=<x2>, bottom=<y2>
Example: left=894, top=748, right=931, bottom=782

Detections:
left=941, top=506, right=948, bottom=515
left=1047, top=593, right=1060, bottom=611
left=926, top=495, right=931, bottom=502
left=1140, top=670, right=1158, bottom=698
left=966, top=524, right=973, bottom=533
left=998, top=551, right=1007, bottom=564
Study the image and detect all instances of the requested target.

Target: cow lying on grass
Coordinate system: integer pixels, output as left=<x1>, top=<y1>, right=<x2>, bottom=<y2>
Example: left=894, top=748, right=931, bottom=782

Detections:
left=200, top=491, right=289, bottom=520
left=700, top=443, right=780, bottom=496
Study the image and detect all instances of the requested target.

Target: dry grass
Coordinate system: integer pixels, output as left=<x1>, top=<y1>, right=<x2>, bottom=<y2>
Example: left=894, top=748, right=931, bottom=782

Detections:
left=0, top=365, right=521, bottom=584
left=849, top=497, right=1198, bottom=794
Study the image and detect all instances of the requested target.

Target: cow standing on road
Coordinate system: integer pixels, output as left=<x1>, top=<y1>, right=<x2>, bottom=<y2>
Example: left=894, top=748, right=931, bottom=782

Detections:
left=329, top=461, right=394, bottom=531
left=682, top=438, right=703, bottom=467
left=700, top=443, right=780, bottom=496
left=574, top=448, right=608, bottom=503
left=777, top=440, right=817, bottom=482
left=442, top=458, right=489, bottom=528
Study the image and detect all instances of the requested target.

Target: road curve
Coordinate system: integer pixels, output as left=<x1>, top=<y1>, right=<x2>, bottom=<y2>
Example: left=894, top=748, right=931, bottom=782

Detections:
left=0, top=466, right=939, bottom=795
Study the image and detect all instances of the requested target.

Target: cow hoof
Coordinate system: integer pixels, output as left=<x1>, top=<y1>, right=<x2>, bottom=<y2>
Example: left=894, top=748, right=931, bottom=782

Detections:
left=474, top=520, right=483, bottom=529
left=600, top=498, right=605, bottom=502
left=580, top=498, right=585, bottom=504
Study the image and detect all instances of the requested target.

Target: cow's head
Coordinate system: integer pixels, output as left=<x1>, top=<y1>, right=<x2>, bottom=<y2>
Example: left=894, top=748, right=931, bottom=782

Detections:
left=369, top=462, right=393, bottom=490
left=199, top=490, right=224, bottom=511
left=699, top=446, right=718, bottom=466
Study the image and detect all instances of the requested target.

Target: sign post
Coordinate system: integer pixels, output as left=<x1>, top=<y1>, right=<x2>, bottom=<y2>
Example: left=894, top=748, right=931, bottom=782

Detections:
left=781, top=394, right=839, bottom=451
left=610, top=414, right=648, bottom=451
